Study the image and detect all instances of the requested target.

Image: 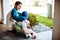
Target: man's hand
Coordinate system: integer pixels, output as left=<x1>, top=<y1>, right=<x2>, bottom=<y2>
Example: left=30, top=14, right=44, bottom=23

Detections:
left=12, top=19, right=16, bottom=24
left=13, top=20, right=16, bottom=23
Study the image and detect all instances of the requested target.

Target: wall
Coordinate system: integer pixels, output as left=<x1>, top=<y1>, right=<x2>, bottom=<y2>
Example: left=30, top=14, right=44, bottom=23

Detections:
left=3, top=0, right=12, bottom=24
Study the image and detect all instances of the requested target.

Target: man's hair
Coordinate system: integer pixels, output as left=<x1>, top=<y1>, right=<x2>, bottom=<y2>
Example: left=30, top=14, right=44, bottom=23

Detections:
left=15, top=1, right=22, bottom=5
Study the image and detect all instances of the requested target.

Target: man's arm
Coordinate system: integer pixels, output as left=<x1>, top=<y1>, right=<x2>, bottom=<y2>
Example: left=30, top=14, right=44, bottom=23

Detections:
left=6, top=11, right=12, bottom=24
left=6, top=11, right=17, bottom=31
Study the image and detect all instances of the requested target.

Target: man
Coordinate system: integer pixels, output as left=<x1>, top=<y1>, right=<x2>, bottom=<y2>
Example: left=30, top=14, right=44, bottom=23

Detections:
left=7, top=1, right=36, bottom=39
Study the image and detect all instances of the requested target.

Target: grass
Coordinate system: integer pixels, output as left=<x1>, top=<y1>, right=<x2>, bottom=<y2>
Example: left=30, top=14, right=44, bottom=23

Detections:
left=36, top=14, right=53, bottom=28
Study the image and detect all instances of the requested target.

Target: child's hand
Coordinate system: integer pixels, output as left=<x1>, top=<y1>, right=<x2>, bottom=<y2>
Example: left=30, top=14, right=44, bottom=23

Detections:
left=23, top=30, right=29, bottom=34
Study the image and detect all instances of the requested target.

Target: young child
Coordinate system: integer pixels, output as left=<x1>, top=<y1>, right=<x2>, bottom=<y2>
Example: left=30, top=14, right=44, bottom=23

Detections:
left=7, top=1, right=36, bottom=39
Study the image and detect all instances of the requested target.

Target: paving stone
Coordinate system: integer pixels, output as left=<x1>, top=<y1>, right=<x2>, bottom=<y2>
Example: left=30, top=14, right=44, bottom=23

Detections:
left=32, top=23, right=51, bottom=33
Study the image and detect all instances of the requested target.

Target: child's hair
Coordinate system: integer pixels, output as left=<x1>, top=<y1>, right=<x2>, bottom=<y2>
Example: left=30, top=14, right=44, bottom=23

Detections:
left=15, top=1, right=22, bottom=5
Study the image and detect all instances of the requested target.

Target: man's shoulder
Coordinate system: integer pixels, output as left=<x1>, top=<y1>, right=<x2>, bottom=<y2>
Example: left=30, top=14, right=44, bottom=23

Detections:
left=7, top=10, right=12, bottom=16
left=8, top=8, right=14, bottom=14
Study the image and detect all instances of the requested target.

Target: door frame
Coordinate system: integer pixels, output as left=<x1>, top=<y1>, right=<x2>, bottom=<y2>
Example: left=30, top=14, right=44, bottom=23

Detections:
left=0, top=0, right=4, bottom=24
left=52, top=0, right=60, bottom=40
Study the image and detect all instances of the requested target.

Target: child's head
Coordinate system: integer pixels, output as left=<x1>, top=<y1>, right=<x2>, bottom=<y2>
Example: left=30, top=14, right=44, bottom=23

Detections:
left=14, top=1, right=22, bottom=10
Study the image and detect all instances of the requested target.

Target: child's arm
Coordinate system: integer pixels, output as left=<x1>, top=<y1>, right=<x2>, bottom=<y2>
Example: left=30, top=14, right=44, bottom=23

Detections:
left=20, top=11, right=28, bottom=21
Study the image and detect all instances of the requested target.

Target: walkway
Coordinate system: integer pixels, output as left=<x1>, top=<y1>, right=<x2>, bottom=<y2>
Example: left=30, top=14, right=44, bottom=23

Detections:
left=0, top=24, right=52, bottom=40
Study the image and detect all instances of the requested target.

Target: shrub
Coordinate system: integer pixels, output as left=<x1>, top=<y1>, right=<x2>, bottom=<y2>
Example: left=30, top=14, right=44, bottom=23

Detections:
left=28, top=13, right=53, bottom=28
left=28, top=13, right=39, bottom=26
